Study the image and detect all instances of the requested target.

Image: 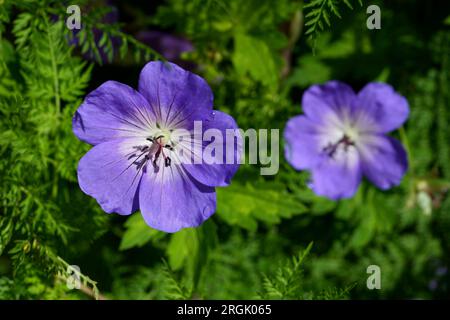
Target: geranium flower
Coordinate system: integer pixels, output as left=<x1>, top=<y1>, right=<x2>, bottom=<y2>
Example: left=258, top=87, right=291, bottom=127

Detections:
left=284, top=81, right=409, bottom=200
left=73, top=61, right=240, bottom=232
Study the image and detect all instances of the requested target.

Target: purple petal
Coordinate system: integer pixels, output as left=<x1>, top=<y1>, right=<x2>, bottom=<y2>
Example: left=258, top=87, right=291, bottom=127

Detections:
left=181, top=110, right=241, bottom=187
left=138, top=61, right=213, bottom=130
left=354, top=82, right=409, bottom=133
left=359, top=135, right=408, bottom=189
left=302, top=81, right=356, bottom=123
left=138, top=165, right=216, bottom=233
left=284, top=115, right=323, bottom=170
left=77, top=138, right=144, bottom=215
left=310, top=148, right=362, bottom=200
left=73, top=81, right=156, bottom=145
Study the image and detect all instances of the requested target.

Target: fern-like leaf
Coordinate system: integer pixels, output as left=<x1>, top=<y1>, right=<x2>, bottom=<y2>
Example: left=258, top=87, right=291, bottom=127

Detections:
left=304, top=0, right=362, bottom=49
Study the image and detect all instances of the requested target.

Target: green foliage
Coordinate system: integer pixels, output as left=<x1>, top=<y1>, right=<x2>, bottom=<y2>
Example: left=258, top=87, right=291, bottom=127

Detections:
left=233, top=33, right=279, bottom=88
left=166, top=221, right=218, bottom=293
left=119, top=214, right=165, bottom=251
left=217, top=181, right=307, bottom=231
left=259, top=242, right=313, bottom=299
left=1, top=0, right=449, bottom=300
left=0, top=0, right=161, bottom=299
left=259, top=242, right=354, bottom=299
left=304, top=0, right=363, bottom=47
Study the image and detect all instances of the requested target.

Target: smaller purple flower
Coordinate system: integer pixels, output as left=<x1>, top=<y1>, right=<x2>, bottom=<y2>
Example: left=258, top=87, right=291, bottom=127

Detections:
left=284, top=81, right=409, bottom=200
left=73, top=61, right=240, bottom=232
left=136, top=31, right=195, bottom=70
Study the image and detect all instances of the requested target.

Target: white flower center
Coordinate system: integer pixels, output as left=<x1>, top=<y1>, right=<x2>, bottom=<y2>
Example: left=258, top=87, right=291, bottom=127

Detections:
left=319, top=111, right=362, bottom=167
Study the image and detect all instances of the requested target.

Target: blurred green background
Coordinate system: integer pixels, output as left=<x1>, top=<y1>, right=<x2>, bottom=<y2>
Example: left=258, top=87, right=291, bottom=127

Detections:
left=0, top=0, right=449, bottom=299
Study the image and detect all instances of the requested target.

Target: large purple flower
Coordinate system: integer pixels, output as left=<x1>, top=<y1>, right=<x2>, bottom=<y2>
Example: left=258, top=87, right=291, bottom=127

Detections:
left=73, top=61, right=240, bottom=232
left=284, top=81, right=409, bottom=200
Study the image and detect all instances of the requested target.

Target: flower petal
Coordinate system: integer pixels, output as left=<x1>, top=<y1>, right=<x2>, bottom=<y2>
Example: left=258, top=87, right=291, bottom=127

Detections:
left=310, top=147, right=362, bottom=200
left=354, top=82, right=409, bottom=133
left=139, top=164, right=216, bottom=233
left=77, top=138, right=144, bottom=215
left=73, top=81, right=156, bottom=145
left=284, top=115, right=323, bottom=170
left=359, top=135, right=408, bottom=189
left=138, top=61, right=213, bottom=129
left=180, top=110, right=241, bottom=187
left=302, top=81, right=356, bottom=123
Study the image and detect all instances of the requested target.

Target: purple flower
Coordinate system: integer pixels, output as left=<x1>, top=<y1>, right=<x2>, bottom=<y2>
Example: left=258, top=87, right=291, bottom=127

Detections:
left=136, top=31, right=195, bottom=70
left=136, top=31, right=193, bottom=61
left=284, top=81, right=409, bottom=200
left=73, top=61, right=240, bottom=232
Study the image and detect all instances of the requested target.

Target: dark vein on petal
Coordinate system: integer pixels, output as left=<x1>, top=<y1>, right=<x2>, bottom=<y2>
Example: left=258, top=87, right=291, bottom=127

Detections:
left=155, top=69, right=163, bottom=121
left=169, top=108, right=200, bottom=129
left=128, top=97, right=155, bottom=128
left=124, top=161, right=145, bottom=196
left=87, top=126, right=144, bottom=134
left=101, top=149, right=137, bottom=168
left=128, top=105, right=152, bottom=128
left=163, top=84, right=182, bottom=127
left=111, top=151, right=147, bottom=182
left=103, top=109, right=147, bottom=131
left=165, top=98, right=191, bottom=128
left=134, top=106, right=155, bottom=129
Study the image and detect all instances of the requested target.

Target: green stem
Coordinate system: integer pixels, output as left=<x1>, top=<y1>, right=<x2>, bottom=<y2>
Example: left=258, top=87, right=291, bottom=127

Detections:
left=44, top=17, right=61, bottom=116
left=56, top=256, right=103, bottom=300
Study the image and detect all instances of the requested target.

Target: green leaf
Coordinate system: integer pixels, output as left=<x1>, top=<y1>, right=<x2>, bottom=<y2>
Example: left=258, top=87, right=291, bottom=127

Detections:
left=119, top=214, right=165, bottom=251
left=217, top=181, right=307, bottom=231
left=166, top=220, right=218, bottom=291
left=303, top=0, right=362, bottom=49
left=167, top=227, right=198, bottom=271
left=232, top=32, right=278, bottom=87
left=444, top=15, right=450, bottom=25
left=374, top=67, right=391, bottom=82
left=285, top=55, right=331, bottom=88
left=349, top=208, right=376, bottom=248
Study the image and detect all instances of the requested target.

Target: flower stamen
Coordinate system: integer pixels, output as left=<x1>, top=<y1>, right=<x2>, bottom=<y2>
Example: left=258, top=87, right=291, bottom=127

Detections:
left=323, top=134, right=355, bottom=158
left=130, top=134, right=175, bottom=172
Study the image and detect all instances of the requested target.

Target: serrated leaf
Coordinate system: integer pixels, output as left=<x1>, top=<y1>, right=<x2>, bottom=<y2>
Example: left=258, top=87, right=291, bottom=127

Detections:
left=216, top=181, right=307, bottom=231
